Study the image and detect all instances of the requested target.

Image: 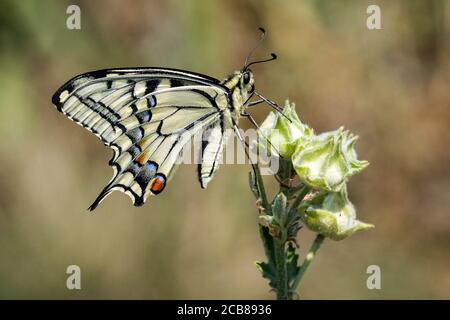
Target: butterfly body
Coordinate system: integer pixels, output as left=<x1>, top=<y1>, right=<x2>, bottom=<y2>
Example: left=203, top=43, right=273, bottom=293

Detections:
left=52, top=67, right=255, bottom=210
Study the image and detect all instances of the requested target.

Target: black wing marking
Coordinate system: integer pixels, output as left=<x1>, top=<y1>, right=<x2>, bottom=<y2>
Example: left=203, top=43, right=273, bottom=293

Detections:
left=52, top=68, right=231, bottom=210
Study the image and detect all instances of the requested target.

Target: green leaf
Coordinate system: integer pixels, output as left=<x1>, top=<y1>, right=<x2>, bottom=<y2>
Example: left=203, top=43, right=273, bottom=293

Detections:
left=271, top=193, right=288, bottom=225
left=259, top=225, right=276, bottom=265
left=286, top=243, right=300, bottom=287
left=272, top=193, right=298, bottom=243
left=255, top=261, right=277, bottom=290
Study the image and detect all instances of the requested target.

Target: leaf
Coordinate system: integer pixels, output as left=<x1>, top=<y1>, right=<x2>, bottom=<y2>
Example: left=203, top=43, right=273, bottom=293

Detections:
left=259, top=225, right=275, bottom=264
left=255, top=261, right=277, bottom=290
left=286, top=243, right=300, bottom=287
left=271, top=193, right=289, bottom=241
left=271, top=193, right=288, bottom=224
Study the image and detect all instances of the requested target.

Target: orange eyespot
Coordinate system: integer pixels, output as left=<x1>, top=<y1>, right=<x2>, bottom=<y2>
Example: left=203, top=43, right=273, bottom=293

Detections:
left=149, top=174, right=166, bottom=194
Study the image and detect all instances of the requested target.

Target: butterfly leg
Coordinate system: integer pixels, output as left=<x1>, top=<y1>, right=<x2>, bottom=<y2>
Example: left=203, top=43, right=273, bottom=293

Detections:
left=243, top=92, right=279, bottom=109
left=241, top=112, right=281, bottom=157
left=254, top=92, right=291, bottom=122
left=245, top=99, right=265, bottom=108
left=232, top=122, right=257, bottom=175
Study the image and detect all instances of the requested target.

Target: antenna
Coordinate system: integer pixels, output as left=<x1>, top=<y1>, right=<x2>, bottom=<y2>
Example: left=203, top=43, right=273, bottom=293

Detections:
left=245, top=53, right=277, bottom=70
left=243, top=28, right=278, bottom=70
left=244, top=27, right=267, bottom=68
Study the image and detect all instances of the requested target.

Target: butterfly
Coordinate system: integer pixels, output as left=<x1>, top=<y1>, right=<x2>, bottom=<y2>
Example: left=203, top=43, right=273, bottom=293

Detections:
left=52, top=28, right=282, bottom=211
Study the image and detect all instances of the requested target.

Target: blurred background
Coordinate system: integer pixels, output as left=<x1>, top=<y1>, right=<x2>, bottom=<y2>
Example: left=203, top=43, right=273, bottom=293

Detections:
left=0, top=0, right=449, bottom=299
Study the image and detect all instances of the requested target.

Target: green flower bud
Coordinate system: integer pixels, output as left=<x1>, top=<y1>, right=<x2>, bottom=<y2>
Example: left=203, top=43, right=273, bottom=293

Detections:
left=256, top=101, right=313, bottom=159
left=299, top=187, right=374, bottom=241
left=292, top=127, right=369, bottom=192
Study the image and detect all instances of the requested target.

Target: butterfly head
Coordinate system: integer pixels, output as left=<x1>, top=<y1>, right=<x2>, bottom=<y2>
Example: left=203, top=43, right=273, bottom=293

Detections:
left=223, top=28, right=278, bottom=102
left=223, top=27, right=278, bottom=112
left=234, top=50, right=276, bottom=101
left=240, top=69, right=255, bottom=94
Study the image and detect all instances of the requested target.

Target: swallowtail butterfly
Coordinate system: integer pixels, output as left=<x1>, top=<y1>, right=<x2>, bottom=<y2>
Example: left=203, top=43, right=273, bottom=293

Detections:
left=52, top=28, right=280, bottom=210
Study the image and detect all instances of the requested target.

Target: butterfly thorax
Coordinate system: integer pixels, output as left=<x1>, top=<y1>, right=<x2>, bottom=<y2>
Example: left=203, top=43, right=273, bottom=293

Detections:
left=221, top=70, right=255, bottom=122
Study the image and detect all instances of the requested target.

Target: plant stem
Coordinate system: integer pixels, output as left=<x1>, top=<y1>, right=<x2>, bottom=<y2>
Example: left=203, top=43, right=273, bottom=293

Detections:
left=254, top=165, right=270, bottom=210
left=274, top=239, right=288, bottom=300
left=279, top=159, right=293, bottom=194
left=291, top=234, right=325, bottom=292
left=289, top=185, right=309, bottom=214
left=253, top=165, right=276, bottom=264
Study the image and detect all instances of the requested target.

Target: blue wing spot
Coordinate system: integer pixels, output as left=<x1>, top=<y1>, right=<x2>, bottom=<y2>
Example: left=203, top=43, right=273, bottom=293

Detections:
left=128, top=145, right=141, bottom=158
left=136, top=110, right=152, bottom=124
left=135, top=161, right=158, bottom=190
left=147, top=95, right=157, bottom=108
left=124, top=161, right=141, bottom=176
left=126, top=127, right=144, bottom=144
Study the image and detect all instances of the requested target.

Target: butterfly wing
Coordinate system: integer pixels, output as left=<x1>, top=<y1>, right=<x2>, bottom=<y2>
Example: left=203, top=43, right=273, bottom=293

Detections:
left=198, top=118, right=230, bottom=189
left=52, top=68, right=231, bottom=210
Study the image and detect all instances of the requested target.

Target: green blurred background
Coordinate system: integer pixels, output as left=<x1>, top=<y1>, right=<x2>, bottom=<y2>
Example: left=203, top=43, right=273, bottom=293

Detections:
left=0, top=0, right=449, bottom=299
